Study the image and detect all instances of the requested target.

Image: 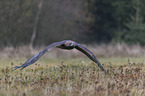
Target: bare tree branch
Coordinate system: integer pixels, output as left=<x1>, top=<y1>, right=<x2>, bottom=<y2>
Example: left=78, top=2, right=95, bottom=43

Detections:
left=29, top=0, right=43, bottom=49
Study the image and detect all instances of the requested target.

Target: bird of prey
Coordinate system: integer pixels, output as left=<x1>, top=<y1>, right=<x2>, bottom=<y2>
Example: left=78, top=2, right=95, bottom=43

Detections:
left=13, top=40, right=106, bottom=73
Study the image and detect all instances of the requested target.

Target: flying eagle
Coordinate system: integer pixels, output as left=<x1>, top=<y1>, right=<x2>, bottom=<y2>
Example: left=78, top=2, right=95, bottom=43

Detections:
left=13, top=40, right=106, bottom=73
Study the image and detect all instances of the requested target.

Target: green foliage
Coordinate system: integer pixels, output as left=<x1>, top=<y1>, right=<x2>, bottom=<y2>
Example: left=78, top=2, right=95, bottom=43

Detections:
left=0, top=0, right=145, bottom=46
left=84, top=0, right=116, bottom=42
left=0, top=0, right=38, bottom=46
left=124, top=17, right=145, bottom=45
left=113, top=0, right=145, bottom=45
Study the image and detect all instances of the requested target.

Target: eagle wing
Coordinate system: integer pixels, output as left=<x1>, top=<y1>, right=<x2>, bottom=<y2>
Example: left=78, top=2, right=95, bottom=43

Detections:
left=75, top=43, right=106, bottom=73
left=12, top=41, right=65, bottom=71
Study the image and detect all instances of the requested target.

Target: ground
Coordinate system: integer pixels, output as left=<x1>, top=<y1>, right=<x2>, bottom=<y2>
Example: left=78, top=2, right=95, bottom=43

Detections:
left=0, top=57, right=145, bottom=96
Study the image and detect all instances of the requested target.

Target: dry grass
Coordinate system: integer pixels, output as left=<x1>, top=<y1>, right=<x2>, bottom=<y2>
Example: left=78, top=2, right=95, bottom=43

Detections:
left=0, top=58, right=145, bottom=96
left=0, top=44, right=145, bottom=96
left=0, top=43, right=145, bottom=59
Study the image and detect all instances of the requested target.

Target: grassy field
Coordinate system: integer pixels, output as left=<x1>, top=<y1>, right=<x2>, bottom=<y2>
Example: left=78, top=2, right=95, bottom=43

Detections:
left=0, top=57, right=145, bottom=96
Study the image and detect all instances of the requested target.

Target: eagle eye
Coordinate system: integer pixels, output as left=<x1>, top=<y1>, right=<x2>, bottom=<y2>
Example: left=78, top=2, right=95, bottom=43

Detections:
left=69, top=42, right=73, bottom=46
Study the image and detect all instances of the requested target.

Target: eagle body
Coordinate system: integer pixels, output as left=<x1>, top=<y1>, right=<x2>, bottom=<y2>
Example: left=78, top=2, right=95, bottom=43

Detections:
left=13, top=40, right=106, bottom=73
left=56, top=40, right=76, bottom=50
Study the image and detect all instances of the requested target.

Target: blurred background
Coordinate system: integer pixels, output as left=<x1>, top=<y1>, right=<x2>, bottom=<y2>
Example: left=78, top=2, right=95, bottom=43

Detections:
left=0, top=0, right=145, bottom=57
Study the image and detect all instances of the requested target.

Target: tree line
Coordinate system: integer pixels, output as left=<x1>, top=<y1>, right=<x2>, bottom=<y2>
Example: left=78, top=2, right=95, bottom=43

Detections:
left=0, top=0, right=145, bottom=47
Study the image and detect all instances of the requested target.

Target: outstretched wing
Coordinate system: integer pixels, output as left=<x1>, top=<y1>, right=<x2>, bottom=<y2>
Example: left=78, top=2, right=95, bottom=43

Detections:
left=75, top=43, right=106, bottom=73
left=13, top=41, right=65, bottom=71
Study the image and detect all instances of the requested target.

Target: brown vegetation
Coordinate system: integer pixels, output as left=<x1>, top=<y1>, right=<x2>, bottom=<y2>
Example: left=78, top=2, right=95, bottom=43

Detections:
left=0, top=59, right=145, bottom=95
left=0, top=43, right=145, bottom=59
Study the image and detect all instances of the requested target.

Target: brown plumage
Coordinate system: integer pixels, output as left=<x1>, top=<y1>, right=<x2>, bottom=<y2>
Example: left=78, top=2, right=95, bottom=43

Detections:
left=13, top=40, right=106, bottom=73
